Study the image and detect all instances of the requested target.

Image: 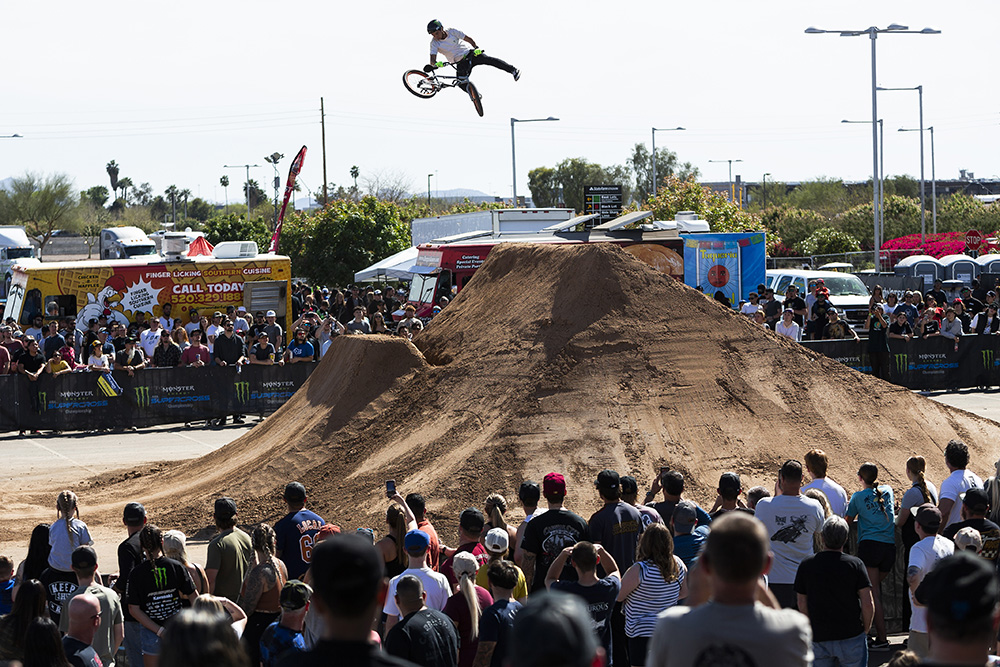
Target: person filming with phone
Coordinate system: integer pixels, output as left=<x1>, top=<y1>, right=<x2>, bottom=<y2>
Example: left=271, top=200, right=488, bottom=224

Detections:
left=375, top=483, right=418, bottom=580
left=643, top=468, right=713, bottom=528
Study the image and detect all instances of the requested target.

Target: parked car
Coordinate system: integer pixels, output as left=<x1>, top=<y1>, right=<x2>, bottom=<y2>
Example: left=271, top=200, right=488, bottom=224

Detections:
left=765, top=269, right=872, bottom=327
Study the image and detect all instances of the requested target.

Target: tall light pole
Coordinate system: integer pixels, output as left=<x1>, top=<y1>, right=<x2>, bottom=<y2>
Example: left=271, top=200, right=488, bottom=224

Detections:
left=806, top=24, right=940, bottom=269
left=511, top=117, right=559, bottom=206
left=762, top=173, right=771, bottom=211
left=224, top=164, right=261, bottom=215
left=900, top=126, right=936, bottom=233
left=427, top=173, right=434, bottom=209
left=264, top=152, right=283, bottom=232
left=842, top=119, right=884, bottom=250
left=708, top=159, right=743, bottom=202
left=879, top=85, right=926, bottom=240
left=651, top=127, right=685, bottom=197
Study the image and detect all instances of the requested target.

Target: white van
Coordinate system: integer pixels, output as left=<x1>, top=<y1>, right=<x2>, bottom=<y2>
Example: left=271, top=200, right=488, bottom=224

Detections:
left=765, top=269, right=872, bottom=326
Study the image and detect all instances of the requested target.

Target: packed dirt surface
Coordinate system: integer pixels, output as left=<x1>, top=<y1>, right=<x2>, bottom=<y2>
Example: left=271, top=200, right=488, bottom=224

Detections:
left=5, top=243, right=1000, bottom=543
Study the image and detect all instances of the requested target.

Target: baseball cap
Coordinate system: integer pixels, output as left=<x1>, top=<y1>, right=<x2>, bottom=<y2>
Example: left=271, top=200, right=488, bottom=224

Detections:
left=915, top=551, right=1000, bottom=623
left=283, top=482, right=307, bottom=502
left=237, top=305, right=247, bottom=313
left=518, top=480, right=541, bottom=504
left=620, top=475, right=639, bottom=495
left=484, top=527, right=510, bottom=554
left=71, top=546, right=98, bottom=569
left=718, top=472, right=741, bottom=494
left=673, top=500, right=698, bottom=528
left=961, top=488, right=990, bottom=514
left=783, top=308, right=793, bottom=314
left=212, top=311, right=223, bottom=318
left=280, top=579, right=313, bottom=610
left=460, top=508, right=485, bottom=535
left=123, top=502, right=146, bottom=524
left=595, top=469, right=620, bottom=492
left=543, top=472, right=567, bottom=496
left=316, top=524, right=341, bottom=541
left=214, top=497, right=238, bottom=519
left=911, top=503, right=942, bottom=531
left=954, top=527, right=983, bottom=553
left=266, top=310, right=276, bottom=317
left=403, top=529, right=430, bottom=551
left=826, top=307, right=838, bottom=315
left=989, top=291, right=997, bottom=297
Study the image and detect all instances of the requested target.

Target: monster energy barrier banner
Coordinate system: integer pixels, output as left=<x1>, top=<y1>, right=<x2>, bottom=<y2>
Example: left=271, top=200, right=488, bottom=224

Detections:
left=801, top=335, right=1000, bottom=390
left=0, top=363, right=316, bottom=433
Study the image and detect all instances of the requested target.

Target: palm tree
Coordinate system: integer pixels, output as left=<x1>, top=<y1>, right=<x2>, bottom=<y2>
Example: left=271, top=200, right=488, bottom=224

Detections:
left=220, top=176, right=230, bottom=213
left=106, top=160, right=120, bottom=197
left=165, top=185, right=179, bottom=223
left=180, top=189, right=192, bottom=221
left=117, top=177, right=133, bottom=205
left=350, top=165, right=359, bottom=189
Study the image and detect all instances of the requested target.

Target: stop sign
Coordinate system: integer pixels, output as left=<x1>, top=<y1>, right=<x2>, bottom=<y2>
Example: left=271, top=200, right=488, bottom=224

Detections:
left=967, top=229, right=984, bottom=250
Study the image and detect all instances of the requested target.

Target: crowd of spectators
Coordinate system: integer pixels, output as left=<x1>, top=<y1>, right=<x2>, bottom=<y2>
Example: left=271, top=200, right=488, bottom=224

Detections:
left=3, top=441, right=1000, bottom=666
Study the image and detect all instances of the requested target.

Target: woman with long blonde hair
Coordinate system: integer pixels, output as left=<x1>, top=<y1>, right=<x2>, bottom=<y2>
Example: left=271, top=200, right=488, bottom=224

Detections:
left=238, top=524, right=288, bottom=667
left=442, top=551, right=492, bottom=667
left=46, top=491, right=94, bottom=597
left=482, top=493, right=517, bottom=553
left=375, top=494, right=417, bottom=579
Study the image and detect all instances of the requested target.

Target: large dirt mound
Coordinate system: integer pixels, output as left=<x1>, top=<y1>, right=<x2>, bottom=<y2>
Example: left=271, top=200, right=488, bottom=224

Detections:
left=21, top=243, right=1000, bottom=533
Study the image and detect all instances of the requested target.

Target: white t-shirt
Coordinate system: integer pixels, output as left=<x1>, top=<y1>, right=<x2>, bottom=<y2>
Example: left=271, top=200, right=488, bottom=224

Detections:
left=775, top=321, right=800, bottom=341
left=184, top=321, right=202, bottom=335
left=206, top=324, right=222, bottom=353
left=429, top=28, right=469, bottom=63
left=87, top=354, right=110, bottom=370
left=940, top=468, right=984, bottom=528
left=752, top=494, right=825, bottom=584
left=139, top=328, right=161, bottom=357
left=801, top=477, right=849, bottom=517
left=908, top=535, right=955, bottom=633
left=383, top=566, right=452, bottom=618
left=233, top=316, right=250, bottom=334
left=158, top=316, right=174, bottom=332
left=740, top=302, right=760, bottom=316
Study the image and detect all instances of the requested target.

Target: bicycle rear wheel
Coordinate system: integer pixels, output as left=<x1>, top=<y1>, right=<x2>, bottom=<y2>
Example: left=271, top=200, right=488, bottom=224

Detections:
left=467, top=82, right=484, bottom=117
left=403, top=70, right=439, bottom=98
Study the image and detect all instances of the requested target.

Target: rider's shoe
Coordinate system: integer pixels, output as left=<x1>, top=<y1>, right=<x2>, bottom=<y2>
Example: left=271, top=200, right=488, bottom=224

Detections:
left=512, top=68, right=521, bottom=81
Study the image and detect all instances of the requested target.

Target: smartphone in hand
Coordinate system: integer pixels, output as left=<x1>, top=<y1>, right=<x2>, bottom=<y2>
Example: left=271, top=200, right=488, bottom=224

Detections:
left=386, top=480, right=396, bottom=498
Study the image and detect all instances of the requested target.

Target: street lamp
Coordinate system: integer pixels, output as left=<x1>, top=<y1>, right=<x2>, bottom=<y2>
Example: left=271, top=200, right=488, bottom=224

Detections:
left=842, top=119, right=884, bottom=249
left=708, top=159, right=743, bottom=203
left=224, top=164, right=262, bottom=214
left=762, top=173, right=771, bottom=211
left=879, top=85, right=926, bottom=240
left=511, top=117, right=559, bottom=206
left=427, top=173, right=434, bottom=209
left=264, top=152, right=284, bottom=231
left=806, top=23, right=940, bottom=268
left=900, top=126, right=936, bottom=234
left=651, top=127, right=686, bottom=197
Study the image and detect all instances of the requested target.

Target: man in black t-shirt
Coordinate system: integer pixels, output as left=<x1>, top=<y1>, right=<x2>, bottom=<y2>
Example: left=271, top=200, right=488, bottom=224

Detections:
left=941, top=488, right=1000, bottom=565
left=115, top=502, right=146, bottom=667
left=17, top=337, right=45, bottom=378
left=521, top=472, right=590, bottom=592
left=384, top=575, right=458, bottom=667
left=793, top=516, right=873, bottom=661
left=115, top=339, right=146, bottom=375
left=63, top=593, right=103, bottom=667
left=927, top=280, right=947, bottom=308
left=888, top=311, right=914, bottom=341
left=250, top=332, right=279, bottom=365
left=783, top=286, right=808, bottom=327
left=546, top=542, right=620, bottom=663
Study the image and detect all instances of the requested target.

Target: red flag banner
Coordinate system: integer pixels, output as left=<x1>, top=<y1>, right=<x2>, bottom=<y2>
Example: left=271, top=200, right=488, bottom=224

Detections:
left=269, top=145, right=307, bottom=254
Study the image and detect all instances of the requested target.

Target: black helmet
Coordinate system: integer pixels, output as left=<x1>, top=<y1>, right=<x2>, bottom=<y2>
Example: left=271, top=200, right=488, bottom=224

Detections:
left=427, top=19, right=443, bottom=34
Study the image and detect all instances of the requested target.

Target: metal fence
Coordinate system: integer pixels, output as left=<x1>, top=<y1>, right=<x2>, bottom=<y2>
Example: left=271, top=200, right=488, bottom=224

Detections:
left=767, top=249, right=923, bottom=273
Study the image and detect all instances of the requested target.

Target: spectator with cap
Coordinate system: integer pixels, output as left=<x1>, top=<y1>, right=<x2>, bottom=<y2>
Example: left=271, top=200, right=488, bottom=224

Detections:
left=384, top=530, right=452, bottom=634
left=914, top=552, right=999, bottom=667
left=284, top=327, right=315, bottom=363
left=754, top=460, right=825, bottom=609
left=671, top=501, right=709, bottom=569
left=139, top=317, right=162, bottom=358
left=62, top=593, right=104, bottom=667
left=180, top=327, right=211, bottom=367
left=264, top=310, right=284, bottom=352
left=938, top=439, right=984, bottom=530
left=821, top=308, right=858, bottom=340
left=971, top=303, right=1000, bottom=335
left=620, top=475, right=664, bottom=528
left=346, top=306, right=372, bottom=334
left=59, top=546, right=124, bottom=667
left=440, top=508, right=489, bottom=588
left=249, top=330, right=281, bottom=365
left=545, top=541, right=620, bottom=663
left=589, top=469, right=644, bottom=573
left=643, top=469, right=711, bottom=529
left=953, top=527, right=983, bottom=555
left=275, top=482, right=326, bottom=581
left=476, top=528, right=528, bottom=602
left=906, top=503, right=955, bottom=658
left=443, top=552, right=492, bottom=667
left=507, top=591, right=605, bottom=667
left=115, top=502, right=146, bottom=667
left=205, top=311, right=224, bottom=353
left=709, top=472, right=750, bottom=519
left=233, top=306, right=250, bottom=335
left=794, top=516, right=874, bottom=667
left=115, top=337, right=146, bottom=376
left=940, top=487, right=1000, bottom=566
left=647, top=512, right=812, bottom=667
left=783, top=285, right=808, bottom=327
left=260, top=580, right=312, bottom=667
left=384, top=575, right=459, bottom=667
left=183, top=308, right=201, bottom=336
left=474, top=560, right=523, bottom=667
left=512, top=481, right=544, bottom=567
left=205, top=497, right=253, bottom=601
left=405, top=493, right=441, bottom=572
left=802, top=449, right=849, bottom=517
left=894, top=292, right=919, bottom=327
left=521, top=473, right=591, bottom=593
left=286, top=534, right=420, bottom=667
left=151, top=327, right=182, bottom=367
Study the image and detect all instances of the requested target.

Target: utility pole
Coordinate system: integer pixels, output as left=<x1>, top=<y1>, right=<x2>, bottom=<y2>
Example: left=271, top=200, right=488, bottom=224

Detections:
left=321, top=97, right=328, bottom=206
left=264, top=152, right=284, bottom=232
left=223, top=164, right=261, bottom=215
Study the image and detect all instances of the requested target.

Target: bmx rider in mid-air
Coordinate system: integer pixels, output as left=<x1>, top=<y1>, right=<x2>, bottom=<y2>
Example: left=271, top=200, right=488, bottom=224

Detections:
left=424, top=19, right=520, bottom=92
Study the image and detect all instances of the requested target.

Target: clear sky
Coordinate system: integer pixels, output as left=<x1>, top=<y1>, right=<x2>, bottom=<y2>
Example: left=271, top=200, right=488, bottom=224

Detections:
left=2, top=1, right=996, bottom=205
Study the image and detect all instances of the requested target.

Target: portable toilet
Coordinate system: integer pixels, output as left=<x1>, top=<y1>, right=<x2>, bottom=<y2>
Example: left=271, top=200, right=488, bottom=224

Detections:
left=938, top=254, right=980, bottom=286
left=976, top=253, right=1000, bottom=275
left=893, top=254, right=942, bottom=292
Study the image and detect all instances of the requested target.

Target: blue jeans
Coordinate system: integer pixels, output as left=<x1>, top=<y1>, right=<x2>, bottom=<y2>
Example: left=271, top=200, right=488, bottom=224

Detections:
left=123, top=621, right=143, bottom=666
left=812, top=632, right=868, bottom=667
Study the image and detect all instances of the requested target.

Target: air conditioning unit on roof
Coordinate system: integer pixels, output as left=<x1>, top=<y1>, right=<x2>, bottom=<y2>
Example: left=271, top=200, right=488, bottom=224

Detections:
left=213, top=241, right=258, bottom=259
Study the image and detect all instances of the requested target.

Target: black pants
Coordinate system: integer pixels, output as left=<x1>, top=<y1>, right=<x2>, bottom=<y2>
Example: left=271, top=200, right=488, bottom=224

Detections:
left=243, top=610, right=280, bottom=666
left=455, top=51, right=515, bottom=89
left=869, top=345, right=890, bottom=380
left=611, top=601, right=629, bottom=667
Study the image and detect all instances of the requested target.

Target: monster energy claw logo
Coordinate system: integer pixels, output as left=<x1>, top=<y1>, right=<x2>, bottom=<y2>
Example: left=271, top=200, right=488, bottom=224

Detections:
left=894, top=353, right=908, bottom=374
left=234, top=381, right=250, bottom=404
left=984, top=350, right=996, bottom=370
left=152, top=566, right=168, bottom=589
left=134, top=386, right=151, bottom=408
left=37, top=391, right=47, bottom=413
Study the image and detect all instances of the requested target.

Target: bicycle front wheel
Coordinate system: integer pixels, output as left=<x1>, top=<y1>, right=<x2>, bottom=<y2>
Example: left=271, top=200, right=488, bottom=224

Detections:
left=467, top=82, right=484, bottom=117
left=403, top=70, right=439, bottom=98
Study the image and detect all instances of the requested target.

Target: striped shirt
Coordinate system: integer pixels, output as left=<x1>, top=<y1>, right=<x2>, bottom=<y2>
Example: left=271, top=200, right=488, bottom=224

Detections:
left=623, top=557, right=687, bottom=638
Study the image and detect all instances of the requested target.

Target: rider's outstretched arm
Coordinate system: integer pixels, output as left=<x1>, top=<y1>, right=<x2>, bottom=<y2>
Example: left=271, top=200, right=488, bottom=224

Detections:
left=462, top=35, right=478, bottom=49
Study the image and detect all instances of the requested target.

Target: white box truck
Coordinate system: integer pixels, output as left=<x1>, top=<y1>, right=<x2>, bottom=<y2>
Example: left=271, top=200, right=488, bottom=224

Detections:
left=0, top=226, right=38, bottom=299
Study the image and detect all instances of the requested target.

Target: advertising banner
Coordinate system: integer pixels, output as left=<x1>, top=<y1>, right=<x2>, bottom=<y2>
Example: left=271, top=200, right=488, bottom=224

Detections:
left=1, top=362, right=315, bottom=433
left=680, top=233, right=766, bottom=308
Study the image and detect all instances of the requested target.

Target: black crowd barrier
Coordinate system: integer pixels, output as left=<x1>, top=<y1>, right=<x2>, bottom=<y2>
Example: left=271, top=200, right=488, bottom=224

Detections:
left=857, top=274, right=923, bottom=300
left=0, top=363, right=317, bottom=433
left=802, top=335, right=1000, bottom=390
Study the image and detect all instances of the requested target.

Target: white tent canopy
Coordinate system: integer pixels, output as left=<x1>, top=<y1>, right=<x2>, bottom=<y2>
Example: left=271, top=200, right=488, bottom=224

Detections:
left=354, top=246, right=420, bottom=282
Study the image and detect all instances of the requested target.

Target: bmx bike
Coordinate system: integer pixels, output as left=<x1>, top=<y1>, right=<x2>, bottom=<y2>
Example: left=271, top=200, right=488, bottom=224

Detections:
left=402, top=61, right=484, bottom=117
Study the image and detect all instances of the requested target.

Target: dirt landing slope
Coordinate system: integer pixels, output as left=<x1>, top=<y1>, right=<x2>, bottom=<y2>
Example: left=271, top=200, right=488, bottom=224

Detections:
left=7, top=243, right=1000, bottom=536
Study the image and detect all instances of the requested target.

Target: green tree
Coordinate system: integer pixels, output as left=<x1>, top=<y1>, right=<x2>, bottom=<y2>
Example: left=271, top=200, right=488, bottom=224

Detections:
left=883, top=175, right=919, bottom=199
left=106, top=160, right=119, bottom=197
left=760, top=205, right=827, bottom=248
left=201, top=213, right=271, bottom=250
left=787, top=177, right=866, bottom=219
left=131, top=182, right=154, bottom=206
left=527, top=166, right=559, bottom=207
left=553, top=157, right=633, bottom=213
left=795, top=227, right=861, bottom=256
left=837, top=194, right=922, bottom=246
left=117, top=177, right=133, bottom=205
left=0, top=173, right=79, bottom=252
left=629, top=142, right=699, bottom=202
left=244, top=179, right=268, bottom=210
left=186, top=198, right=215, bottom=223
left=81, top=186, right=109, bottom=209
